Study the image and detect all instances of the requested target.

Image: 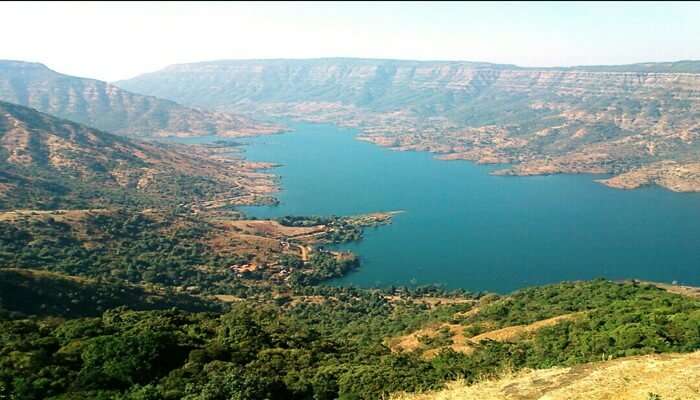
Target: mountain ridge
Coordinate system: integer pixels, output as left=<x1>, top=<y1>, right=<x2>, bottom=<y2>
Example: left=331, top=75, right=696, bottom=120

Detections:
left=122, top=57, right=700, bottom=74
left=0, top=59, right=281, bottom=138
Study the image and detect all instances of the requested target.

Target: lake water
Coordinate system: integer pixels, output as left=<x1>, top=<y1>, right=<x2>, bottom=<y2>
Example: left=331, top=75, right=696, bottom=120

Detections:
left=198, top=123, right=700, bottom=293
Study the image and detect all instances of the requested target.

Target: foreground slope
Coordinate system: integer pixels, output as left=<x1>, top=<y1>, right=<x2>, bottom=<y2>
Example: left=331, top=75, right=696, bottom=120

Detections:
left=0, top=100, right=276, bottom=209
left=0, top=60, right=280, bottom=137
left=0, top=279, right=697, bottom=400
left=118, top=58, right=700, bottom=191
left=393, top=351, right=700, bottom=400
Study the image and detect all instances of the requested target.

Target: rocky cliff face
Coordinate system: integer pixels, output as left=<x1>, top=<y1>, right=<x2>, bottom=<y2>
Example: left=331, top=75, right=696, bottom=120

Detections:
left=0, top=60, right=281, bottom=138
left=117, top=58, right=700, bottom=192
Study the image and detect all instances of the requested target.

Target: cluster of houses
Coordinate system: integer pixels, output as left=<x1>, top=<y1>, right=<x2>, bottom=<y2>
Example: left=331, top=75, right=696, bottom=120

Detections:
left=228, top=260, right=292, bottom=280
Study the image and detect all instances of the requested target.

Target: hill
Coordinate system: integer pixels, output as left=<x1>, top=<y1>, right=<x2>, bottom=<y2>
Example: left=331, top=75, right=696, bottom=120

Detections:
left=118, top=58, right=700, bottom=192
left=0, top=100, right=276, bottom=209
left=0, top=60, right=281, bottom=137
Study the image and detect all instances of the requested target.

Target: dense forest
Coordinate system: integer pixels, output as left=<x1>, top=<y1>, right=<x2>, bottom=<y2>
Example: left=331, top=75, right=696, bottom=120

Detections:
left=0, top=269, right=220, bottom=318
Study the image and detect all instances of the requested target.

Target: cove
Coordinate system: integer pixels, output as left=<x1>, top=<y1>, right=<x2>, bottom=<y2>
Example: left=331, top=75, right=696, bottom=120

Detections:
left=226, top=123, right=698, bottom=293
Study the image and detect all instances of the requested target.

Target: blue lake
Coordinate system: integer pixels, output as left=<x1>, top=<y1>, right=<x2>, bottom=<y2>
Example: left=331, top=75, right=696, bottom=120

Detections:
left=201, top=122, right=700, bottom=293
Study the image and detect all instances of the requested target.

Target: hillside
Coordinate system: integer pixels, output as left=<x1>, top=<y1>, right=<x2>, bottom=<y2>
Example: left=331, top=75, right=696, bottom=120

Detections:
left=0, top=101, right=277, bottom=209
left=117, top=58, right=700, bottom=192
left=0, top=60, right=281, bottom=137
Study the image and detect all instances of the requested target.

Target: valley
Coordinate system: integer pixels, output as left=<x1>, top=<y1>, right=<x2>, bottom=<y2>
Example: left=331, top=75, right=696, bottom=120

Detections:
left=234, top=123, right=700, bottom=292
left=1, top=56, right=699, bottom=400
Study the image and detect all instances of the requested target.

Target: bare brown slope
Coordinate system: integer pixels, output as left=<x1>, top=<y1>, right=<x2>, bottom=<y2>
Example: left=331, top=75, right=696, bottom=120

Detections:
left=0, top=101, right=276, bottom=209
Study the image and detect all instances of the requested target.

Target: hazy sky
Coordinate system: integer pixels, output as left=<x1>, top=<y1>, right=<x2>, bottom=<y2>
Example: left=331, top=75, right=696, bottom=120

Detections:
left=2, top=1, right=699, bottom=82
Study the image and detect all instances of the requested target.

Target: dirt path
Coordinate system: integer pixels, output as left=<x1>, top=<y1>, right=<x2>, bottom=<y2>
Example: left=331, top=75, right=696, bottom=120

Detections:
left=295, top=244, right=310, bottom=262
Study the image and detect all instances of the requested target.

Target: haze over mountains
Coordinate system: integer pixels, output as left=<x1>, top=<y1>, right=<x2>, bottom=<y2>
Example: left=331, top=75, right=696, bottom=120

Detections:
left=118, top=58, right=700, bottom=192
left=0, top=60, right=280, bottom=138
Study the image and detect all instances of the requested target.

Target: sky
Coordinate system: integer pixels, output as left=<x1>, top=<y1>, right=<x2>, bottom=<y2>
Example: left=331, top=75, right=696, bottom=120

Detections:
left=2, top=1, right=699, bottom=82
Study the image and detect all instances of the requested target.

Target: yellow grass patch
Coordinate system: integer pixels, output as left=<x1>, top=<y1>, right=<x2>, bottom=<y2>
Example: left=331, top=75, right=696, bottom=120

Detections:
left=388, top=312, right=582, bottom=360
left=468, top=313, right=582, bottom=343
left=0, top=209, right=111, bottom=223
left=223, top=220, right=326, bottom=239
left=213, top=295, right=243, bottom=303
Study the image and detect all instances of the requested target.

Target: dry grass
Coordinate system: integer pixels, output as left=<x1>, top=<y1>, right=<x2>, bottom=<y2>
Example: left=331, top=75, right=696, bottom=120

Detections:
left=392, top=351, right=700, bottom=400
left=388, top=323, right=473, bottom=357
left=223, top=220, right=326, bottom=240
left=388, top=312, right=581, bottom=360
left=212, top=295, right=243, bottom=302
left=384, top=296, right=476, bottom=308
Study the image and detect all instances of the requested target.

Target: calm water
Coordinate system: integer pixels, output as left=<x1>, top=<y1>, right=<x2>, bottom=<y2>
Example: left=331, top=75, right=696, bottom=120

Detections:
left=194, top=123, right=700, bottom=293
